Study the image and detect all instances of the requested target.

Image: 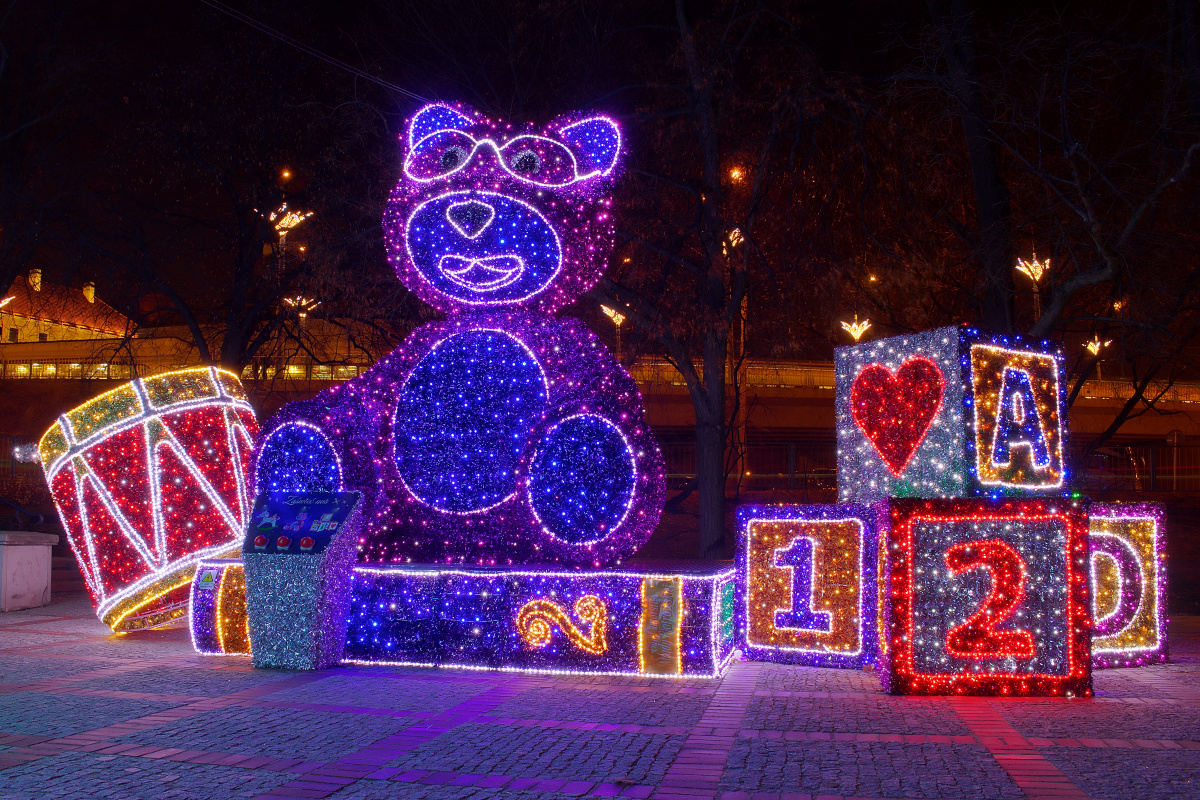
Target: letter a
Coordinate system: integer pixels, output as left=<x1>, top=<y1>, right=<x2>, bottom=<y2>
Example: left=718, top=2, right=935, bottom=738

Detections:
left=992, top=368, right=1050, bottom=468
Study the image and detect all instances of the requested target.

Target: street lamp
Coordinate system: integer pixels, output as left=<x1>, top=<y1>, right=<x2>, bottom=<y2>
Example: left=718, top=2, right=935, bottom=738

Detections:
left=284, top=295, right=320, bottom=322
left=270, top=203, right=313, bottom=253
left=841, top=314, right=872, bottom=342
left=1085, top=335, right=1112, bottom=379
left=1015, top=253, right=1049, bottom=318
left=601, top=305, right=626, bottom=357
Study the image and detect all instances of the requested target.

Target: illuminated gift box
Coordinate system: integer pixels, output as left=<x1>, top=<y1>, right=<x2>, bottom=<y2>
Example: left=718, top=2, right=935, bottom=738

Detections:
left=736, top=505, right=879, bottom=668
left=191, top=559, right=250, bottom=655
left=880, top=497, right=1091, bottom=696
left=835, top=325, right=1067, bottom=503
left=191, top=561, right=737, bottom=677
left=1089, top=503, right=1168, bottom=668
left=39, top=367, right=259, bottom=631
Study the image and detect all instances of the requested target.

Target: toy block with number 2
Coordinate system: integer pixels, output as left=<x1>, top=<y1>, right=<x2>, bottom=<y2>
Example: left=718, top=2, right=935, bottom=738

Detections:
left=880, top=497, right=1091, bottom=697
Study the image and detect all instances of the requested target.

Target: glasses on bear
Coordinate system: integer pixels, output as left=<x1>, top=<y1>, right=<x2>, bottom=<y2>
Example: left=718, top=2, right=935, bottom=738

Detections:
left=405, top=128, right=581, bottom=187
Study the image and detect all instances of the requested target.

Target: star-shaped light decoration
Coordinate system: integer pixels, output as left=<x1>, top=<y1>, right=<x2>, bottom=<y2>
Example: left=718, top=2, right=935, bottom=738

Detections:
left=600, top=305, right=625, bottom=327
left=1085, top=336, right=1112, bottom=356
left=841, top=315, right=872, bottom=342
left=1015, top=254, right=1049, bottom=283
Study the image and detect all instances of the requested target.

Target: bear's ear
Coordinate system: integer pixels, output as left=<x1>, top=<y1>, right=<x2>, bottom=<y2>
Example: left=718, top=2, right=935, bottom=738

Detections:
left=408, top=104, right=475, bottom=148
left=558, top=116, right=622, bottom=178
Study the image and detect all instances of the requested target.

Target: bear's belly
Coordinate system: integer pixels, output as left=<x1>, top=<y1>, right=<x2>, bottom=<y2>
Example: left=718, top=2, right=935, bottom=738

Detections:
left=393, top=328, right=548, bottom=513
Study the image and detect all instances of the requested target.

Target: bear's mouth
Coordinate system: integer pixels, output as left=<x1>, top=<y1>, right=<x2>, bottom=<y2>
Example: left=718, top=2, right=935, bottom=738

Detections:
left=438, top=254, right=525, bottom=291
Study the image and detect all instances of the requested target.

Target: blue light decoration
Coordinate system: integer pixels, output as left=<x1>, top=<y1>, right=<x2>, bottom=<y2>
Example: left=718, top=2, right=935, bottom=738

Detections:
left=255, top=422, right=342, bottom=493
left=991, top=369, right=1051, bottom=469
left=189, top=559, right=737, bottom=677
left=834, top=325, right=1067, bottom=503
left=735, top=505, right=879, bottom=669
left=254, top=103, right=665, bottom=566
left=879, top=497, right=1092, bottom=697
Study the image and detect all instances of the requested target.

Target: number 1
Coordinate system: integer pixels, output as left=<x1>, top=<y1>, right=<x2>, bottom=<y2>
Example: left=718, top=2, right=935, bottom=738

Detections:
left=774, top=537, right=832, bottom=633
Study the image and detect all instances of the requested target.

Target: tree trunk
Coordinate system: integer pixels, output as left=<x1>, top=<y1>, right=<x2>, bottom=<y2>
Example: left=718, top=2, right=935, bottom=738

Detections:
left=695, top=329, right=727, bottom=559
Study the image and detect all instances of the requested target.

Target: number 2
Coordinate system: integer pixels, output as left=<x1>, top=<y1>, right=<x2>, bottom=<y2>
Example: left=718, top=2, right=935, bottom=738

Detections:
left=944, top=539, right=1035, bottom=659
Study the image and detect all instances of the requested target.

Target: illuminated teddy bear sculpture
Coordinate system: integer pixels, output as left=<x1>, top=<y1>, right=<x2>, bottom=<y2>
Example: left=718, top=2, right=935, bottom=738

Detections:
left=255, top=103, right=665, bottom=566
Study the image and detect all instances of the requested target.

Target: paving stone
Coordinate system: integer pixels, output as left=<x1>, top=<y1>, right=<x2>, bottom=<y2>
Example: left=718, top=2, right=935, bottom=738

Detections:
left=1039, top=745, right=1199, bottom=800
left=0, top=751, right=293, bottom=799
left=281, top=673, right=487, bottom=713
left=385, top=723, right=684, bottom=784
left=0, top=690, right=182, bottom=737
left=114, top=706, right=417, bottom=760
left=993, top=698, right=1200, bottom=741
left=0, top=655, right=113, bottom=684
left=753, top=664, right=880, bottom=694
left=743, top=695, right=970, bottom=736
left=487, top=688, right=712, bottom=727
left=719, top=739, right=1023, bottom=798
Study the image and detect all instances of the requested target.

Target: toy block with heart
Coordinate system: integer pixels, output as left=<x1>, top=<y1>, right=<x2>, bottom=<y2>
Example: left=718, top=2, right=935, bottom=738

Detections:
left=834, top=325, right=1067, bottom=502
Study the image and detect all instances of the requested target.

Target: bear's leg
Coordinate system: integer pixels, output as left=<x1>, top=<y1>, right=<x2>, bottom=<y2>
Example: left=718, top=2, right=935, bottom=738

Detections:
left=526, top=413, right=638, bottom=544
left=256, top=420, right=343, bottom=493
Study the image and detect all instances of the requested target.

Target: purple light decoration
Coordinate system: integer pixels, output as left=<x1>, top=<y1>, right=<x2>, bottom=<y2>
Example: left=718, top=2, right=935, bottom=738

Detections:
left=385, top=103, right=623, bottom=315
left=188, top=559, right=738, bottom=678
left=256, top=102, right=664, bottom=566
left=1089, top=503, right=1168, bottom=669
left=342, top=565, right=735, bottom=677
left=735, top=504, right=879, bottom=669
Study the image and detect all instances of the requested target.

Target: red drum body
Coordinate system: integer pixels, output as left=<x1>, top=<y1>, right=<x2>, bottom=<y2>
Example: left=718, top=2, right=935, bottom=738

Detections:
left=38, top=367, right=259, bottom=631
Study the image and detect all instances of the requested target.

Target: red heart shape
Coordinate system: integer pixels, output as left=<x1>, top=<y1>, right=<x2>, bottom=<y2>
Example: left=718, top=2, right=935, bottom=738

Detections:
left=850, top=356, right=945, bottom=476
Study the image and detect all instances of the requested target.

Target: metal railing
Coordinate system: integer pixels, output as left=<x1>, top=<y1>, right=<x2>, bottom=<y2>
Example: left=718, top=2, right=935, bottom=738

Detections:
left=1072, top=444, right=1200, bottom=493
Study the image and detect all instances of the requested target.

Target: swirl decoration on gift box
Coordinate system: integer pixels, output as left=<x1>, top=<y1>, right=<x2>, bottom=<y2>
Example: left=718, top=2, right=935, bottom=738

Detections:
left=255, top=102, right=665, bottom=566
left=39, top=367, right=258, bottom=631
left=517, top=595, right=607, bottom=654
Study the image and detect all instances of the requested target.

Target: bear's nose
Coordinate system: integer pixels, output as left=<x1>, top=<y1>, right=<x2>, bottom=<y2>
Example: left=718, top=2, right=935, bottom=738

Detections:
left=446, top=200, right=495, bottom=239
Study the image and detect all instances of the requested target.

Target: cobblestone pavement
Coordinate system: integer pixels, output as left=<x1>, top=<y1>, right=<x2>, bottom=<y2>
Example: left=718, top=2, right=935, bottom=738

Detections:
left=0, top=598, right=1197, bottom=800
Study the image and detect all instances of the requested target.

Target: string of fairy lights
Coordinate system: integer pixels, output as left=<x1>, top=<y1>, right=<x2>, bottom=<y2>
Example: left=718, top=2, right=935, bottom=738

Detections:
left=32, top=96, right=1168, bottom=695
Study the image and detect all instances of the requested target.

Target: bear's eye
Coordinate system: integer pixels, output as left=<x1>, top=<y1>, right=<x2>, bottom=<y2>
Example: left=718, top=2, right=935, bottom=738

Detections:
left=441, top=146, right=469, bottom=171
left=509, top=149, right=541, bottom=175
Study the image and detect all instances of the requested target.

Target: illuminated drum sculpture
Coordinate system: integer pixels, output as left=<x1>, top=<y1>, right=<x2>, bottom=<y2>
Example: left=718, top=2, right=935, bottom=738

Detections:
left=255, top=103, right=665, bottom=566
left=39, top=367, right=258, bottom=631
